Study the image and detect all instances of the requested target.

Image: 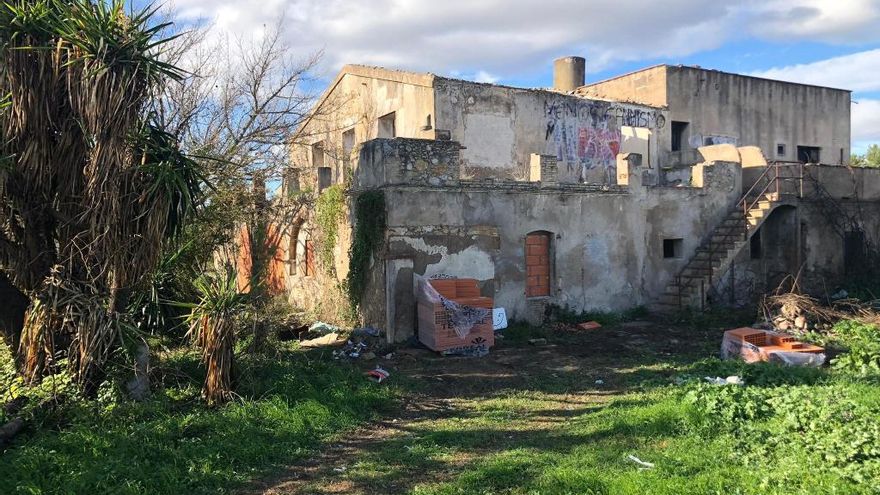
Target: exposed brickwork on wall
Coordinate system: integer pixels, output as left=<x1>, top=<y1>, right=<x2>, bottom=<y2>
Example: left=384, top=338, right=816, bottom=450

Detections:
left=525, top=232, right=551, bottom=297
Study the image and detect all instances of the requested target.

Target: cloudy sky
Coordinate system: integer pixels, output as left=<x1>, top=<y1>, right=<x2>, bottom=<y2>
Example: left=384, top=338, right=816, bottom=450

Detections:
left=158, top=0, right=880, bottom=153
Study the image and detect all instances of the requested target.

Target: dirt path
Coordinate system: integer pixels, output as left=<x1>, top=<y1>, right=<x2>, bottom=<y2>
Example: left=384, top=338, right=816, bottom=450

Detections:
left=242, top=318, right=724, bottom=494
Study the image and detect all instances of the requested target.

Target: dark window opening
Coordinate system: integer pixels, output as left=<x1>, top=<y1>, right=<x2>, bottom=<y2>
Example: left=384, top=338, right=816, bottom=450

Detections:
left=378, top=112, right=396, bottom=139
left=797, top=145, right=821, bottom=164
left=844, top=230, right=866, bottom=276
left=671, top=121, right=688, bottom=152
left=663, top=238, right=683, bottom=259
left=750, top=228, right=762, bottom=259
left=525, top=231, right=552, bottom=298
left=317, top=167, right=332, bottom=192
left=776, top=144, right=786, bottom=157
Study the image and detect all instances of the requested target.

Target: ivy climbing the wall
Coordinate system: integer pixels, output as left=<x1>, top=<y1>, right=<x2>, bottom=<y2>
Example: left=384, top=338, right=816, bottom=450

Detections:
left=346, top=190, right=386, bottom=309
left=314, top=184, right=345, bottom=273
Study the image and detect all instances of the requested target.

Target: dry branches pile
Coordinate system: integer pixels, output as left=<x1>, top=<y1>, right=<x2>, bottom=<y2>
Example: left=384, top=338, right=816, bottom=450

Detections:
left=760, top=276, right=880, bottom=332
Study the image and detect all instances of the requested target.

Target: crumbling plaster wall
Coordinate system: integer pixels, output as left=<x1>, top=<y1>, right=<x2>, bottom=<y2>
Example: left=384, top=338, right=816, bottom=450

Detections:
left=432, top=77, right=666, bottom=184
left=369, top=140, right=741, bottom=340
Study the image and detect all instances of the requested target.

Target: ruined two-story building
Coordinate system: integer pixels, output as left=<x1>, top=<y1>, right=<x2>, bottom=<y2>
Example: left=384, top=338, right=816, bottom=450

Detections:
left=279, top=57, right=879, bottom=342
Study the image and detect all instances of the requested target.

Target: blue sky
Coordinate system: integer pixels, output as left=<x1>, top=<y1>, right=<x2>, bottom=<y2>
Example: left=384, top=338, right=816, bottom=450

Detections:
left=150, top=0, right=880, bottom=154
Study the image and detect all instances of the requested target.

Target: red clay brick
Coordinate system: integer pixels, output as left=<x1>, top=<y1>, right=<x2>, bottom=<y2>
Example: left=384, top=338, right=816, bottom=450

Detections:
left=531, top=265, right=549, bottom=276
left=527, top=244, right=548, bottom=256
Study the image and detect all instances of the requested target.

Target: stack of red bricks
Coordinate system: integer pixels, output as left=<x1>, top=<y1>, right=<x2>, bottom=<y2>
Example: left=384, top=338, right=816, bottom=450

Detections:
left=525, top=233, right=551, bottom=297
left=417, top=278, right=495, bottom=352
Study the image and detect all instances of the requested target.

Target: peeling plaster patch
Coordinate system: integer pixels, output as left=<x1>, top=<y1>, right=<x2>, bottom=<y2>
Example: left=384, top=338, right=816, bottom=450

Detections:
left=402, top=237, right=494, bottom=280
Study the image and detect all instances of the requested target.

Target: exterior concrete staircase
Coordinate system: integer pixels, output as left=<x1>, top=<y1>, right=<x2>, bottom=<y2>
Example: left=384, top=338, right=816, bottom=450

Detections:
left=650, top=192, right=782, bottom=312
left=650, top=161, right=806, bottom=313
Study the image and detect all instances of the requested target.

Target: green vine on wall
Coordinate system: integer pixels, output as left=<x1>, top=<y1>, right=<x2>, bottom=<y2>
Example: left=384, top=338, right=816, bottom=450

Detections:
left=346, top=190, right=386, bottom=309
left=314, top=184, right=345, bottom=273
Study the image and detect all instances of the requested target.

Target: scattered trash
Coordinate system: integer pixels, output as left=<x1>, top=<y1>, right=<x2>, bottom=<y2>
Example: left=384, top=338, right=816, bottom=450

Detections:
left=577, top=321, right=602, bottom=331
left=492, top=308, right=508, bottom=331
left=383, top=353, right=394, bottom=360
left=626, top=455, right=655, bottom=469
left=333, top=340, right=368, bottom=359
left=309, top=321, right=341, bottom=335
left=352, top=326, right=381, bottom=337
left=366, top=367, right=390, bottom=383
left=441, top=344, right=489, bottom=357
left=594, top=379, right=604, bottom=385
left=300, top=332, right=341, bottom=348
left=361, top=351, right=376, bottom=360
left=277, top=324, right=309, bottom=341
left=528, top=338, right=547, bottom=346
left=333, top=466, right=347, bottom=473
left=830, top=289, right=848, bottom=300
left=704, top=375, right=745, bottom=386
left=721, top=328, right=826, bottom=366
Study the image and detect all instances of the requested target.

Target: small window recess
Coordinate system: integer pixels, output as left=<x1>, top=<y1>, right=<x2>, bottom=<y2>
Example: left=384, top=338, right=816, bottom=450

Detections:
left=317, top=167, right=332, bottom=192
left=420, top=114, right=433, bottom=131
left=378, top=112, right=396, bottom=138
left=311, top=141, right=325, bottom=168
left=671, top=121, right=688, bottom=152
left=776, top=144, right=786, bottom=157
left=663, top=238, right=683, bottom=259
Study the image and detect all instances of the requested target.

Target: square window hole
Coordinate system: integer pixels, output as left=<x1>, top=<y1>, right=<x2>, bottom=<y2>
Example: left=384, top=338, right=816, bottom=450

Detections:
left=663, top=238, right=683, bottom=259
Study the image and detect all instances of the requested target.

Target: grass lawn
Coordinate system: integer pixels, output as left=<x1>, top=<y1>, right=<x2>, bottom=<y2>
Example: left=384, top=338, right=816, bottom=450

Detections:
left=3, top=310, right=880, bottom=494
left=0, top=342, right=395, bottom=495
left=260, top=312, right=880, bottom=495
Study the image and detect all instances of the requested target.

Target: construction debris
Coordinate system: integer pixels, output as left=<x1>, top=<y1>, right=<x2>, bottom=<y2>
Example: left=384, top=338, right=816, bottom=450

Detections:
left=577, top=321, right=602, bottom=331
left=300, top=332, right=341, bottom=348
left=721, top=328, right=826, bottom=367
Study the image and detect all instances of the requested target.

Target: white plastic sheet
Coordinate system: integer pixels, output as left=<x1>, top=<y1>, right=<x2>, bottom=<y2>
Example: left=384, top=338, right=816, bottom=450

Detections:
left=415, top=274, right=491, bottom=339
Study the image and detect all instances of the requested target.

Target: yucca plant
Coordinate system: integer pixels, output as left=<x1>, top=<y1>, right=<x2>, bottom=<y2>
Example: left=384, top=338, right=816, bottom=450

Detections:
left=0, top=0, right=202, bottom=393
left=184, top=269, right=246, bottom=405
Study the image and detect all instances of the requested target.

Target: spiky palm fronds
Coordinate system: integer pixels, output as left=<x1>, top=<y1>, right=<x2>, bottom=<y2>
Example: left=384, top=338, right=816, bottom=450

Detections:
left=184, top=270, right=245, bottom=405
left=0, top=1, right=203, bottom=392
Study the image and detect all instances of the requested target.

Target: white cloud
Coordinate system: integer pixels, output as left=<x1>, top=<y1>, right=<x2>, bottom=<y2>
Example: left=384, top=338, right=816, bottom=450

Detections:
left=852, top=99, right=880, bottom=146
left=749, top=49, right=880, bottom=92
left=745, top=0, right=880, bottom=44
left=166, top=0, right=880, bottom=83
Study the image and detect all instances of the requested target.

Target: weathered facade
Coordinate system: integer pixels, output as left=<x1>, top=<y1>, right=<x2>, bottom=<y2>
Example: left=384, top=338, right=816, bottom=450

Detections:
left=579, top=64, right=852, bottom=169
left=282, top=60, right=879, bottom=343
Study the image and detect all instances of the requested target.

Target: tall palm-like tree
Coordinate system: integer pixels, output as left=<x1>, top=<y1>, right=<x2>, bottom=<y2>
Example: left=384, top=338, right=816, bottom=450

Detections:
left=0, top=0, right=201, bottom=394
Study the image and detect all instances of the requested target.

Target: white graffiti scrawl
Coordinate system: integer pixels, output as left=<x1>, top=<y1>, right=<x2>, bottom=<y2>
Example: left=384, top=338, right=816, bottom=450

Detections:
left=544, top=99, right=664, bottom=182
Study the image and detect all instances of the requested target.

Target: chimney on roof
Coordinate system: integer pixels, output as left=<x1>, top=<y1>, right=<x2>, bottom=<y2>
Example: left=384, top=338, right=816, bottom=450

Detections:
left=553, top=56, right=585, bottom=92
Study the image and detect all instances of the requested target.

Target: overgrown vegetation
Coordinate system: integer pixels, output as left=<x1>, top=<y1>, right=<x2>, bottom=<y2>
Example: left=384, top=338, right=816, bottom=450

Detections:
left=0, top=340, right=395, bottom=494
left=346, top=190, right=386, bottom=309
left=0, top=0, right=201, bottom=394
left=314, top=184, right=346, bottom=273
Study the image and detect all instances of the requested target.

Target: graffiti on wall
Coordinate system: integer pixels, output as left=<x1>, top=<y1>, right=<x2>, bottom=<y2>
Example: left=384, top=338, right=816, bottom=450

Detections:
left=544, top=99, right=664, bottom=181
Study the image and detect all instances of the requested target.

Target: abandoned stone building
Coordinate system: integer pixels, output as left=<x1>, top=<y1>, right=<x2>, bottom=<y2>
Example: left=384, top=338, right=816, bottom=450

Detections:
left=280, top=57, right=880, bottom=343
